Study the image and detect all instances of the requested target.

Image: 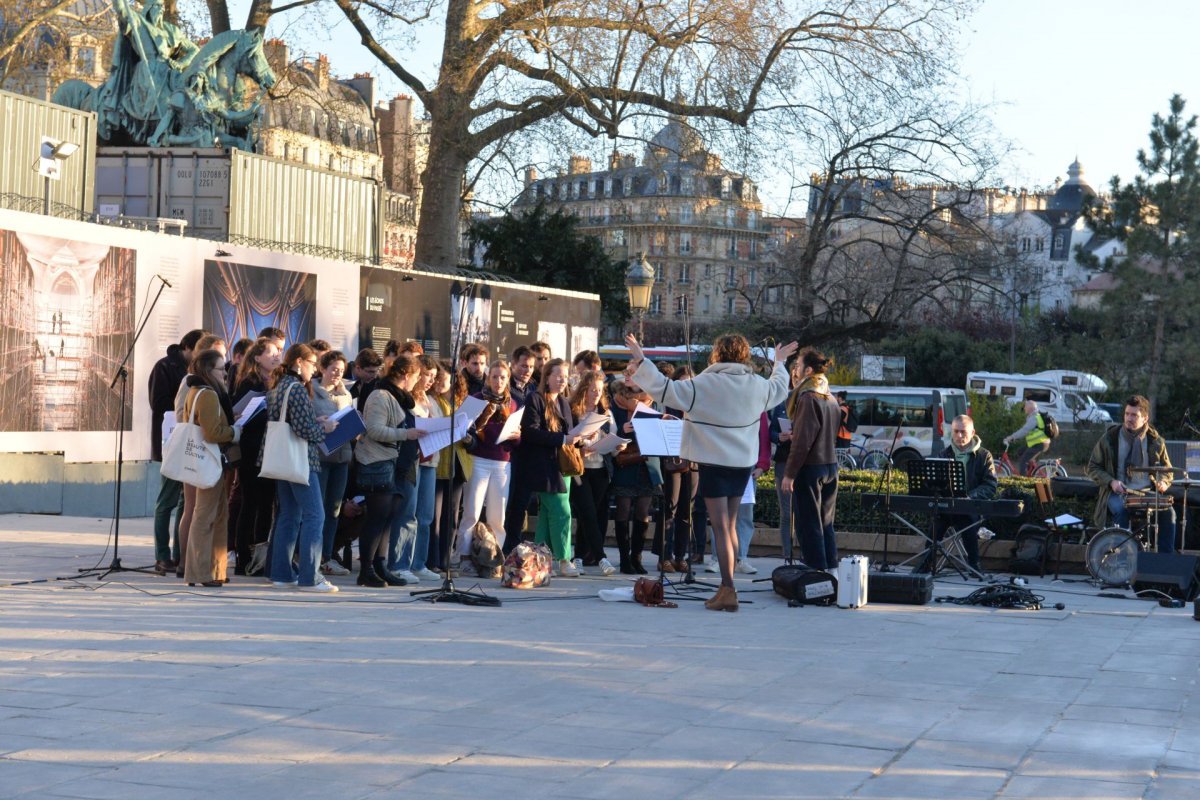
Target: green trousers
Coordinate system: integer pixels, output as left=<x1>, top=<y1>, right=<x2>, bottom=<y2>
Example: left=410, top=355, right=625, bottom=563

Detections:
left=535, top=485, right=572, bottom=561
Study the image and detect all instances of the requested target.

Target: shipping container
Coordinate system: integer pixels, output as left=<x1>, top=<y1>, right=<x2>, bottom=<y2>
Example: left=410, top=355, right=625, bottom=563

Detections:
left=0, top=90, right=97, bottom=215
left=96, top=148, right=230, bottom=239
left=228, top=150, right=378, bottom=262
left=95, top=147, right=380, bottom=259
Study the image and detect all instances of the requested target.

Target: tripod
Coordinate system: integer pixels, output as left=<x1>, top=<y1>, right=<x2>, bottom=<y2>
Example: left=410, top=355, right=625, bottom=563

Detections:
left=412, top=279, right=500, bottom=606
left=76, top=276, right=169, bottom=580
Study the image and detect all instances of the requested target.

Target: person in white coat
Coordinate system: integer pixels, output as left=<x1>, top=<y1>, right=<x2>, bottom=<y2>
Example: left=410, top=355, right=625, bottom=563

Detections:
left=625, top=333, right=796, bottom=611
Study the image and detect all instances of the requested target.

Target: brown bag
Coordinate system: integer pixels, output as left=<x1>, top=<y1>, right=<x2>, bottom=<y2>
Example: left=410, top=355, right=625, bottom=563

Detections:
left=660, top=456, right=691, bottom=474
left=614, top=442, right=647, bottom=469
left=558, top=443, right=585, bottom=477
left=633, top=577, right=677, bottom=608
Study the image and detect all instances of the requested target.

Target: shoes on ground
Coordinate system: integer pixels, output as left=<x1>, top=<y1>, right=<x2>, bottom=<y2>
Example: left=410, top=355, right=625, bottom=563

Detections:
left=395, top=569, right=420, bottom=584
left=735, top=559, right=758, bottom=575
left=321, top=560, right=350, bottom=576
left=271, top=580, right=298, bottom=589
left=573, top=558, right=586, bottom=576
left=298, top=579, right=339, bottom=593
left=703, top=559, right=720, bottom=573
left=415, top=568, right=442, bottom=582
left=557, top=560, right=579, bottom=577
left=598, top=558, right=616, bottom=576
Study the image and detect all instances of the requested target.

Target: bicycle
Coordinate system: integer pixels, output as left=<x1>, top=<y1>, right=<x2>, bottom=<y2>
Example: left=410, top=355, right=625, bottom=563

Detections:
left=836, top=439, right=892, bottom=471
left=996, top=442, right=1067, bottom=479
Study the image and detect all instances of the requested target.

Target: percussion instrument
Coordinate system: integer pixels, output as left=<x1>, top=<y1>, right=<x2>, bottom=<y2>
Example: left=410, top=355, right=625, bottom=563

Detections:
left=1124, top=494, right=1174, bottom=512
left=1086, top=526, right=1141, bottom=586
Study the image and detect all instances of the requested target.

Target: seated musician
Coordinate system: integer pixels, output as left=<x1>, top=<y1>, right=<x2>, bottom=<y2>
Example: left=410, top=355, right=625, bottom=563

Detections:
left=915, top=415, right=997, bottom=573
left=1085, top=394, right=1177, bottom=552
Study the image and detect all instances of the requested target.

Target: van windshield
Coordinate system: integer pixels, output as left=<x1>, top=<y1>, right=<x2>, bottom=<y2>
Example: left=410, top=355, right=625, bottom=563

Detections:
left=1064, top=392, right=1093, bottom=411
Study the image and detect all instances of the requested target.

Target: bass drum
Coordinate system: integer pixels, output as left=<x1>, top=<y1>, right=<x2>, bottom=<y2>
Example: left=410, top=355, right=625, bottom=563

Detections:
left=1085, top=527, right=1142, bottom=587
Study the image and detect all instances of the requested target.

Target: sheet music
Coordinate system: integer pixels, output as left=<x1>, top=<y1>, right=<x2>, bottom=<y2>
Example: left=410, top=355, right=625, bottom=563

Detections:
left=234, top=396, right=266, bottom=427
left=233, top=390, right=264, bottom=416
left=631, top=417, right=683, bottom=456
left=458, top=395, right=488, bottom=422
left=633, top=402, right=662, bottom=418
left=587, top=433, right=629, bottom=455
left=779, top=418, right=792, bottom=434
left=495, top=408, right=523, bottom=444
left=417, top=412, right=470, bottom=458
left=741, top=475, right=757, bottom=505
left=569, top=412, right=609, bottom=438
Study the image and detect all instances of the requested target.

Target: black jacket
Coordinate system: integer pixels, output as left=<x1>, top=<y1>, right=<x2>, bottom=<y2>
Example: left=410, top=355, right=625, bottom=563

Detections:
left=938, top=442, right=998, bottom=501
left=148, top=345, right=188, bottom=461
left=511, top=392, right=574, bottom=494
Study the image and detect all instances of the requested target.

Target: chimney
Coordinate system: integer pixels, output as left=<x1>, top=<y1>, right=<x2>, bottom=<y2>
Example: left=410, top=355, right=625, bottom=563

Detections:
left=568, top=155, right=591, bottom=175
left=524, top=166, right=539, bottom=186
left=315, top=53, right=329, bottom=91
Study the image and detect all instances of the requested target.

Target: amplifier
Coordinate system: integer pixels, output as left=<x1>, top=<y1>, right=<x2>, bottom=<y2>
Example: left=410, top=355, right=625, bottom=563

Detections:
left=1134, top=552, right=1200, bottom=602
left=868, top=571, right=933, bottom=605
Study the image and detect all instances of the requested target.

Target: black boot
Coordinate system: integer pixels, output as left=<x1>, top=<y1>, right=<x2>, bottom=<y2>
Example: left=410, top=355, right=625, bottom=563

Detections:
left=631, top=520, right=649, bottom=575
left=615, top=520, right=634, bottom=574
left=357, top=559, right=385, bottom=587
left=373, top=557, right=408, bottom=586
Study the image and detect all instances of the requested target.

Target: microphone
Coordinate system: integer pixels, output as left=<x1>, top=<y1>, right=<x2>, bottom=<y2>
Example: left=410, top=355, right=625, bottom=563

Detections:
left=157, top=275, right=173, bottom=288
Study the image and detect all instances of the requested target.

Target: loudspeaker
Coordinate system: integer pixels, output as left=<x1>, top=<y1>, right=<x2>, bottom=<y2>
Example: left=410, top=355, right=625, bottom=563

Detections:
left=1134, top=552, right=1200, bottom=601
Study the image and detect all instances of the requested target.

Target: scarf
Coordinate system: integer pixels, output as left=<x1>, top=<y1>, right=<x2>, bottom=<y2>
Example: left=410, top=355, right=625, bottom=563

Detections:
left=185, top=374, right=234, bottom=424
left=1119, top=423, right=1148, bottom=482
left=378, top=380, right=415, bottom=413
left=787, top=374, right=830, bottom=418
left=481, top=384, right=511, bottom=423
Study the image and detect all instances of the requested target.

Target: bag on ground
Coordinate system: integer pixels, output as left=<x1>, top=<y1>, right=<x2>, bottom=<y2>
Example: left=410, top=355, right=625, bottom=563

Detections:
left=1010, top=524, right=1048, bottom=575
left=501, top=541, right=553, bottom=588
left=469, top=522, right=504, bottom=578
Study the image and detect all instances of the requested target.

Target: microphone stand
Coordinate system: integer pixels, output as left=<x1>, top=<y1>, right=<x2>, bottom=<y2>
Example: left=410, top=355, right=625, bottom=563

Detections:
left=76, top=276, right=169, bottom=580
left=872, top=414, right=906, bottom=573
left=412, top=280, right=500, bottom=606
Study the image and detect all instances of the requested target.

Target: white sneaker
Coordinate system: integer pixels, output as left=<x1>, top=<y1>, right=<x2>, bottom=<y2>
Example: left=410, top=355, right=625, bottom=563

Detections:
left=415, top=568, right=441, bottom=582
left=703, top=558, right=720, bottom=573
left=735, top=559, right=758, bottom=575
left=271, top=580, right=297, bottom=589
left=396, top=569, right=420, bottom=584
left=573, top=558, right=586, bottom=575
left=598, top=558, right=616, bottom=576
left=558, top=560, right=579, bottom=577
left=298, top=579, right=339, bottom=593
left=321, top=560, right=349, bottom=576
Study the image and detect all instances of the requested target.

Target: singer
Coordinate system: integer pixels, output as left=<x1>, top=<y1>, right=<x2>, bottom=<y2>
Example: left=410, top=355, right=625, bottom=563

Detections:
left=625, top=332, right=796, bottom=612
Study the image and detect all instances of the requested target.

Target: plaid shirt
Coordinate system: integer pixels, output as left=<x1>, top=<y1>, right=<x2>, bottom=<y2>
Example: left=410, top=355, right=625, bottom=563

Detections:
left=259, top=374, right=326, bottom=473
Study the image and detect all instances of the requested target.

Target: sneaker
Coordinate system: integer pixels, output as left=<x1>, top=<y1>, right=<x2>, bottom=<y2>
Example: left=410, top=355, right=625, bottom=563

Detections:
left=598, top=558, right=616, bottom=576
left=271, top=580, right=298, bottom=589
left=735, top=559, right=758, bottom=575
left=321, top=560, right=349, bottom=576
left=558, top=560, right=579, bottom=577
left=573, top=558, right=586, bottom=576
left=415, top=568, right=441, bottom=582
left=703, top=558, right=720, bottom=573
left=298, top=579, right=339, bottom=593
left=396, top=569, right=420, bottom=584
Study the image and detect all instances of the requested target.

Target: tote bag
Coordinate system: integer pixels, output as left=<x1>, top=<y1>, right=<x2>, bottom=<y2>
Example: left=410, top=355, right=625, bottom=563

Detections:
left=259, top=383, right=311, bottom=484
left=160, top=388, right=223, bottom=489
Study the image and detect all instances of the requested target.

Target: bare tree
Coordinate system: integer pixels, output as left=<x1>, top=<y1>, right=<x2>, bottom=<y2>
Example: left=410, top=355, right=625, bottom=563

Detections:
left=0, top=0, right=112, bottom=87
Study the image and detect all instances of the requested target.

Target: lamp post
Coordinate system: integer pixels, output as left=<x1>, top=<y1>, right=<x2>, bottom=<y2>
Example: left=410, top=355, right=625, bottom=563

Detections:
left=38, top=137, right=80, bottom=216
left=625, top=251, right=655, bottom=342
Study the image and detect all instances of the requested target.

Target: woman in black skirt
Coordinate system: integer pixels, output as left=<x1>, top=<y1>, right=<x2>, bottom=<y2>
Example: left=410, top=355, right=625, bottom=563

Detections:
left=625, top=333, right=796, bottom=611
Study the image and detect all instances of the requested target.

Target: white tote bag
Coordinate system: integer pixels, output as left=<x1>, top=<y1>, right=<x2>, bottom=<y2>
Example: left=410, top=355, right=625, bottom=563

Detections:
left=259, top=383, right=311, bottom=484
left=160, top=388, right=223, bottom=489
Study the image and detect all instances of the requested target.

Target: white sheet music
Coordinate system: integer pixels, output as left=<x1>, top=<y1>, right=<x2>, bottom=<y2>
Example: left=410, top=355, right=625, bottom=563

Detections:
left=587, top=433, right=629, bottom=455
left=234, top=396, right=266, bottom=427
left=741, top=475, right=757, bottom=505
left=631, top=417, right=683, bottom=456
left=779, top=418, right=792, bottom=434
left=495, top=408, right=523, bottom=444
left=416, top=412, right=470, bottom=458
left=458, top=395, right=488, bottom=422
left=633, top=402, right=661, bottom=418
left=569, top=412, right=609, bottom=438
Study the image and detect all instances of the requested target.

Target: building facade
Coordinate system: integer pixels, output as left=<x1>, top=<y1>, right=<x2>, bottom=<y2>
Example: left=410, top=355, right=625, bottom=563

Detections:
left=511, top=118, right=773, bottom=332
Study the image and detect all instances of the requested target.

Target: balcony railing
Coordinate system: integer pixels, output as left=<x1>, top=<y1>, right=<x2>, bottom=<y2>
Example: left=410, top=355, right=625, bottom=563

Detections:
left=577, top=210, right=763, bottom=233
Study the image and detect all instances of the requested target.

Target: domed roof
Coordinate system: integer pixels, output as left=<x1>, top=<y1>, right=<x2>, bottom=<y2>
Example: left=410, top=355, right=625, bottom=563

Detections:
left=1047, top=158, right=1096, bottom=213
left=645, top=116, right=701, bottom=162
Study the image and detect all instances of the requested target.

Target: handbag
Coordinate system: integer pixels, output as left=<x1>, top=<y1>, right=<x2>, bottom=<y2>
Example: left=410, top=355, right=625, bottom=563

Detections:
left=160, top=388, right=223, bottom=489
left=614, top=441, right=647, bottom=469
left=633, top=577, right=677, bottom=608
left=259, top=383, right=311, bottom=484
left=661, top=456, right=691, bottom=474
left=558, top=442, right=585, bottom=477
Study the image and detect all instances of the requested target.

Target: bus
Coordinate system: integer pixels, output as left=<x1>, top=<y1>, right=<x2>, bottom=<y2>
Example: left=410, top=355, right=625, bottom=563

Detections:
left=831, top=385, right=970, bottom=466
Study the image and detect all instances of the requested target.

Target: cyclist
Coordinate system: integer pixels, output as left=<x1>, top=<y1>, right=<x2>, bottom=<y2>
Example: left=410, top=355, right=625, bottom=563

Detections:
left=1003, top=400, right=1050, bottom=476
left=835, top=390, right=857, bottom=450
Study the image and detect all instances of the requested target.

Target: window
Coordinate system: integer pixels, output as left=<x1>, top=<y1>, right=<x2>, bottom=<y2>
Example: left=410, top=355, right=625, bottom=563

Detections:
left=623, top=176, right=633, bottom=196
left=75, top=46, right=96, bottom=75
left=650, top=294, right=662, bottom=315
left=680, top=205, right=693, bottom=223
left=854, top=393, right=932, bottom=428
left=1000, top=386, right=1016, bottom=397
left=604, top=178, right=613, bottom=197
left=726, top=265, right=737, bottom=287
left=726, top=296, right=735, bottom=314
left=701, top=294, right=711, bottom=313
left=1021, top=237, right=1031, bottom=252
left=611, top=229, right=625, bottom=247
left=677, top=263, right=691, bottom=283
left=1024, top=388, right=1052, bottom=403
left=676, top=296, right=689, bottom=315
left=747, top=268, right=757, bottom=286
left=679, top=232, right=692, bottom=254
left=1036, top=237, right=1045, bottom=252
left=1056, top=264, right=1064, bottom=278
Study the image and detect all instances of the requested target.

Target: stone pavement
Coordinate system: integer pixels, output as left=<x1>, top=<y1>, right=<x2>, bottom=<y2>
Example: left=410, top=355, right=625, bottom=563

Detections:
left=0, top=513, right=1198, bottom=800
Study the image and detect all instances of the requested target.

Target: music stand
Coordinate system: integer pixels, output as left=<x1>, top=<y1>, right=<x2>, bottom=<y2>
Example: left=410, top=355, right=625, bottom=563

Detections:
left=905, top=458, right=984, bottom=580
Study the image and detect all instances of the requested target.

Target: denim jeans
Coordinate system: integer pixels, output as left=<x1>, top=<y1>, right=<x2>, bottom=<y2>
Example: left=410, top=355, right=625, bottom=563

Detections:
left=272, top=470, right=324, bottom=586
left=412, top=465, right=437, bottom=571
left=735, top=503, right=755, bottom=560
left=1108, top=492, right=1177, bottom=553
left=317, top=460, right=350, bottom=561
left=153, top=474, right=183, bottom=562
left=774, top=466, right=794, bottom=559
left=389, top=472, right=419, bottom=571
left=794, top=463, right=839, bottom=569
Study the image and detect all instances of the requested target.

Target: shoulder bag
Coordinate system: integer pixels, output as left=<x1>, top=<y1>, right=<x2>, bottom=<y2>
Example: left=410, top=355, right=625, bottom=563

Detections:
left=558, top=442, right=585, bottom=477
left=260, top=383, right=311, bottom=484
left=160, top=387, right=223, bottom=489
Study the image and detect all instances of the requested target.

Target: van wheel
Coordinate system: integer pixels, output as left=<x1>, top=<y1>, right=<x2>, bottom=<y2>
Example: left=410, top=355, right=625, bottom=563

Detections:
left=892, top=448, right=920, bottom=468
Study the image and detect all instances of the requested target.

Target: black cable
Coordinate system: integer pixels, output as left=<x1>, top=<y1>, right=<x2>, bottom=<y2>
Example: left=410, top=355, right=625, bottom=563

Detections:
left=935, top=584, right=1048, bottom=610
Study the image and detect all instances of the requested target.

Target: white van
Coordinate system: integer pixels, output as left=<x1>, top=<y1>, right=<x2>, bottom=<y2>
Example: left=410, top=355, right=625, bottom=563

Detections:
left=831, top=386, right=970, bottom=466
left=965, top=370, right=1112, bottom=426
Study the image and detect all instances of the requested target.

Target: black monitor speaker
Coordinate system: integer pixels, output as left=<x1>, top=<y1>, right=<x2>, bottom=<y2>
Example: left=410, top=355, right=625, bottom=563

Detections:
left=1134, top=552, right=1200, bottom=601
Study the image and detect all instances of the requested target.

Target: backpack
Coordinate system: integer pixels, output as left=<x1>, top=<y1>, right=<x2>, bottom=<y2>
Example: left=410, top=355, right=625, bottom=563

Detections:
left=468, top=522, right=504, bottom=578
left=771, top=563, right=837, bottom=606
left=1041, top=412, right=1059, bottom=439
left=1009, top=524, right=1048, bottom=575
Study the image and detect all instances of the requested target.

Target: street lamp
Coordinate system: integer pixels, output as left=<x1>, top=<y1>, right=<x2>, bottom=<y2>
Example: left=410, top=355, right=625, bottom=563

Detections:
left=38, top=137, right=80, bottom=216
left=625, top=251, right=655, bottom=341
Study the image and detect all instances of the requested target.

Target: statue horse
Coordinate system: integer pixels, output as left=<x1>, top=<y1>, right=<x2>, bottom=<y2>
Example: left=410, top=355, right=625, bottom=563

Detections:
left=52, top=28, right=275, bottom=151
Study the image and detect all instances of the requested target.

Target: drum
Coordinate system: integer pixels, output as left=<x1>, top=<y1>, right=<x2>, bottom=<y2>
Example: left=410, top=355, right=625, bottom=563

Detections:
left=1124, top=495, right=1173, bottom=512
left=1085, top=526, right=1142, bottom=586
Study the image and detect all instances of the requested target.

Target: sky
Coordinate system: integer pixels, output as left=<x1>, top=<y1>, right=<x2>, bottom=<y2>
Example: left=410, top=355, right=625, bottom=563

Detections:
left=235, top=0, right=1200, bottom=215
